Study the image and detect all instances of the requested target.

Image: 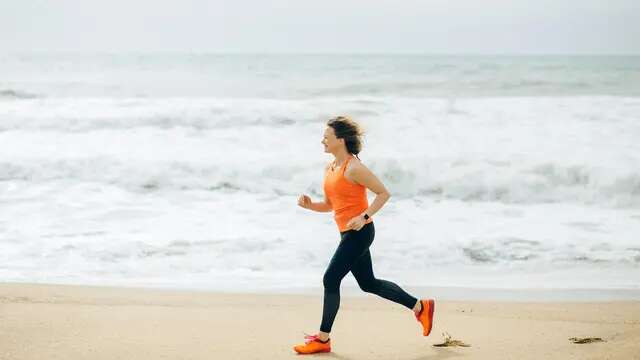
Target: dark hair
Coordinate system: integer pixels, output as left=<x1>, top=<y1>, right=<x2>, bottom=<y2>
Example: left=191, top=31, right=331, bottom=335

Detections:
left=326, top=115, right=365, bottom=160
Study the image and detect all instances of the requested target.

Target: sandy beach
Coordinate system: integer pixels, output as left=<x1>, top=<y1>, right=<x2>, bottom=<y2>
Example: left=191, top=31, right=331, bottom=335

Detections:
left=1, top=282, right=639, bottom=360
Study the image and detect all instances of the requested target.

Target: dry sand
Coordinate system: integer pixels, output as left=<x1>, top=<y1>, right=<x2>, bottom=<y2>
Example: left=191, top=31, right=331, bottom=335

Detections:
left=1, top=282, right=639, bottom=359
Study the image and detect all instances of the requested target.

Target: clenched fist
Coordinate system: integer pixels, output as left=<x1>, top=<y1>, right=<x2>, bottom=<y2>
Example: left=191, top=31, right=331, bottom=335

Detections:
left=297, top=194, right=312, bottom=209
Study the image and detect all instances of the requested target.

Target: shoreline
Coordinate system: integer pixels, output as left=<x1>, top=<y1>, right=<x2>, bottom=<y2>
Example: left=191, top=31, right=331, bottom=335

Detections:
left=2, top=280, right=640, bottom=302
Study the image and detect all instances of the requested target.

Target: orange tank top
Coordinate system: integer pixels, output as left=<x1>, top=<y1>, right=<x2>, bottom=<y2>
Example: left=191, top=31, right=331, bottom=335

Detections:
left=323, top=156, right=373, bottom=232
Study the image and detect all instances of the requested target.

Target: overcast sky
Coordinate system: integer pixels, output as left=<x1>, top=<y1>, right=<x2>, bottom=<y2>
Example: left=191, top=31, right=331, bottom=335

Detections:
left=2, top=0, right=638, bottom=54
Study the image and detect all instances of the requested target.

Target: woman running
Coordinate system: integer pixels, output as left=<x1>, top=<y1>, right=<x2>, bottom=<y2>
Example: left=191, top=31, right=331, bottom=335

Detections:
left=293, top=116, right=435, bottom=355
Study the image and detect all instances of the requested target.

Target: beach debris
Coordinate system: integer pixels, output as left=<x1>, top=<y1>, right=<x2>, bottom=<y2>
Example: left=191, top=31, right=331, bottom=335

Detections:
left=569, top=337, right=605, bottom=344
left=433, top=332, right=471, bottom=347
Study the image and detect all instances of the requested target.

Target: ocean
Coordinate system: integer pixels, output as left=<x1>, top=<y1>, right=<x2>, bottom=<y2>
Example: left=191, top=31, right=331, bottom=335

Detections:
left=1, top=53, right=639, bottom=295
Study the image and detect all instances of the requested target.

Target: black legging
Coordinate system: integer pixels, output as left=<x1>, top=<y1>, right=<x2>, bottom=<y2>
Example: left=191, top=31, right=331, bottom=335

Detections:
left=320, top=221, right=418, bottom=333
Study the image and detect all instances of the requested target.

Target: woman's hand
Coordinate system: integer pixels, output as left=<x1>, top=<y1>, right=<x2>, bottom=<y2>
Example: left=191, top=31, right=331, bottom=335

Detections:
left=346, top=214, right=367, bottom=231
left=297, top=194, right=312, bottom=209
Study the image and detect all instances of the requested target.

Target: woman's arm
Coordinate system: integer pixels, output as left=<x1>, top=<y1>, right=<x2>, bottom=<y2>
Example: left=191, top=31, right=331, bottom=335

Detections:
left=349, top=164, right=391, bottom=218
left=308, top=193, right=333, bottom=212
left=298, top=164, right=333, bottom=212
left=306, top=162, right=333, bottom=212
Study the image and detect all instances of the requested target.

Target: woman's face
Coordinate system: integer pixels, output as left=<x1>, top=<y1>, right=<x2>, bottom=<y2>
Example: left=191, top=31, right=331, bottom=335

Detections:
left=322, top=126, right=343, bottom=153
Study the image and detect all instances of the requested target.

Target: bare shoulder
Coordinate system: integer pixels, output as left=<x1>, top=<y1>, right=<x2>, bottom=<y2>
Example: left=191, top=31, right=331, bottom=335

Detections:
left=344, top=157, right=373, bottom=184
left=346, top=157, right=369, bottom=173
left=345, top=158, right=389, bottom=193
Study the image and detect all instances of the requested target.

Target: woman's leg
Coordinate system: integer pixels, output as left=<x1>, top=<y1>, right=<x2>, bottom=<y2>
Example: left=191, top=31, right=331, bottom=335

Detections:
left=351, top=247, right=418, bottom=310
left=319, top=223, right=375, bottom=334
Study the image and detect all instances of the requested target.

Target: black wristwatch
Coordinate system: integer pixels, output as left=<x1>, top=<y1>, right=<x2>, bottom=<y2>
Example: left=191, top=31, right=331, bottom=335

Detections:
left=363, top=213, right=370, bottom=220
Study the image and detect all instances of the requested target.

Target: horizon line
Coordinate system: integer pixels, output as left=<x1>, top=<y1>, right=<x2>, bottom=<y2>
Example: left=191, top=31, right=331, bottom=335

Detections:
left=4, top=50, right=640, bottom=56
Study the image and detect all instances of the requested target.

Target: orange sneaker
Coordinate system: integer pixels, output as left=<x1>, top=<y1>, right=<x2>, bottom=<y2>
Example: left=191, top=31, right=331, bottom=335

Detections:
left=415, top=299, right=435, bottom=336
left=293, top=333, right=332, bottom=354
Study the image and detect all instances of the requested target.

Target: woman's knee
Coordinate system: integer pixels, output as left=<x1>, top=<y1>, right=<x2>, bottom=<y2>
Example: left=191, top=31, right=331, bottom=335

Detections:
left=357, top=279, right=378, bottom=293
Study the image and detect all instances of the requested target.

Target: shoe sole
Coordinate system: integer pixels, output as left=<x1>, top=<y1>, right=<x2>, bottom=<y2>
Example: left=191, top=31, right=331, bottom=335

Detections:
left=294, top=348, right=331, bottom=354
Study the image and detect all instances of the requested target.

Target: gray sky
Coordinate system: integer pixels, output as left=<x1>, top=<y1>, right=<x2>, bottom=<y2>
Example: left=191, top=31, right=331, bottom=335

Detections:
left=2, top=0, right=638, bottom=54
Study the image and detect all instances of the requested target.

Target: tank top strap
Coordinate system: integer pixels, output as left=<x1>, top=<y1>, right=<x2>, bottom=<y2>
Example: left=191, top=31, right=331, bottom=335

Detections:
left=340, top=156, right=353, bottom=175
